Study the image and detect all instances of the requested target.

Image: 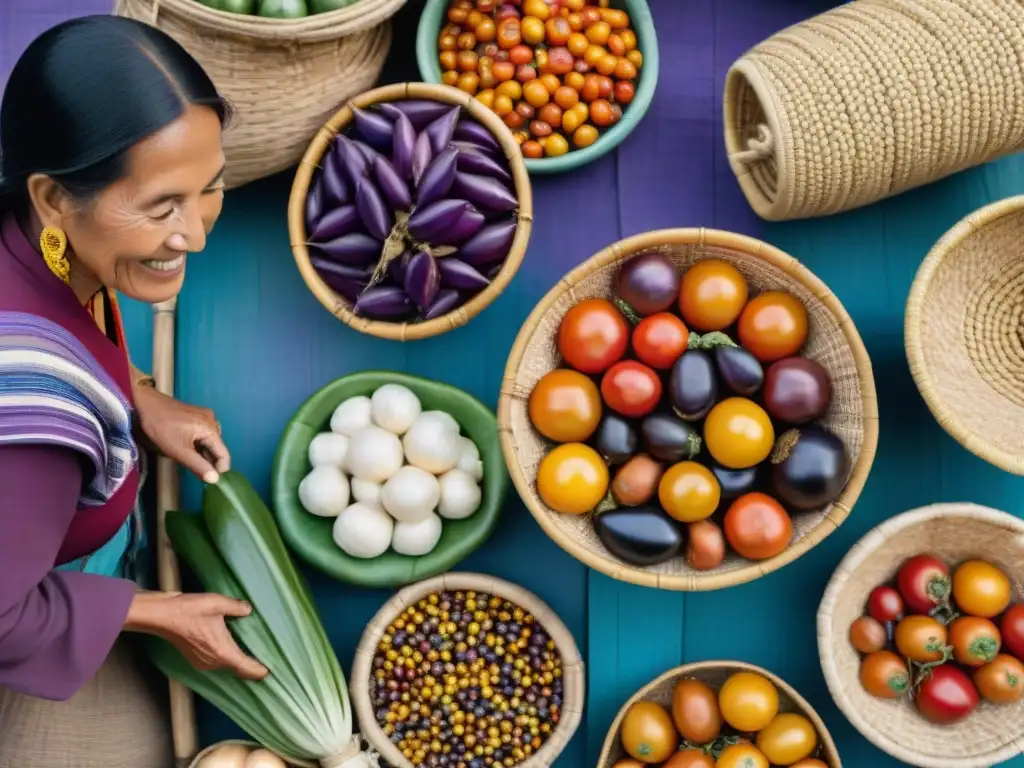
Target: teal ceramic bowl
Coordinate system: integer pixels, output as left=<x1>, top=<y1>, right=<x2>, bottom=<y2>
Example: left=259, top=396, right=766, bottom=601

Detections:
left=272, top=371, right=509, bottom=588
left=416, top=0, right=659, bottom=174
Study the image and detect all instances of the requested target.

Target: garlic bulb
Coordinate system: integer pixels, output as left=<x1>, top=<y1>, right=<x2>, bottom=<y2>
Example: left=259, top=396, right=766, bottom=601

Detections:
left=403, top=413, right=460, bottom=475
left=392, top=511, right=444, bottom=556
left=243, top=749, right=287, bottom=768
left=196, top=744, right=251, bottom=768
left=330, top=396, right=372, bottom=437
left=298, top=465, right=350, bottom=517
left=371, top=383, right=422, bottom=435
left=332, top=502, right=393, bottom=559
left=381, top=465, right=441, bottom=523
left=308, top=432, right=349, bottom=469
left=437, top=468, right=482, bottom=520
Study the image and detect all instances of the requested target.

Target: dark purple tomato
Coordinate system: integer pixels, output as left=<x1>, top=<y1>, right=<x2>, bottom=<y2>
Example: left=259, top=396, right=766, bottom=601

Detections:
left=714, top=345, right=764, bottom=396
left=593, top=413, right=639, bottom=465
left=641, top=412, right=702, bottom=462
left=763, top=357, right=832, bottom=423
left=711, top=464, right=761, bottom=501
left=615, top=252, right=681, bottom=317
left=771, top=425, right=850, bottom=510
left=668, top=350, right=717, bottom=421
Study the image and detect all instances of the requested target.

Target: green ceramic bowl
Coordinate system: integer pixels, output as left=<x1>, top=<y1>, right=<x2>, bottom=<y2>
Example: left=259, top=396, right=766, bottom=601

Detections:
left=415, top=0, right=659, bottom=174
left=272, top=371, right=509, bottom=587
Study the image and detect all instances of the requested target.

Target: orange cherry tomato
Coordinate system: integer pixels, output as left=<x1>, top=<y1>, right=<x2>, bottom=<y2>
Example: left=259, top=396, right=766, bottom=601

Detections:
left=589, top=98, right=620, bottom=127
left=614, top=80, right=635, bottom=104
left=601, top=360, right=662, bottom=418
left=949, top=616, right=1002, bottom=667
left=529, top=368, right=602, bottom=443
left=496, top=18, right=522, bottom=49
left=567, top=31, right=590, bottom=56
left=573, top=124, right=599, bottom=148
left=523, top=79, right=551, bottom=107
left=894, top=616, right=949, bottom=663
left=554, top=85, right=580, bottom=109
left=658, top=461, right=720, bottom=523
left=536, top=443, right=609, bottom=515
left=522, top=140, right=544, bottom=159
left=557, top=298, right=629, bottom=373
left=545, top=16, right=572, bottom=45
left=859, top=651, right=909, bottom=699
left=632, top=312, right=689, bottom=369
left=723, top=492, right=792, bottom=560
left=737, top=291, right=809, bottom=362
left=953, top=559, right=1013, bottom=618
left=509, top=43, right=534, bottom=65
left=703, top=397, right=774, bottom=469
left=716, top=744, right=768, bottom=768
left=679, top=259, right=749, bottom=331
left=974, top=654, right=1024, bottom=703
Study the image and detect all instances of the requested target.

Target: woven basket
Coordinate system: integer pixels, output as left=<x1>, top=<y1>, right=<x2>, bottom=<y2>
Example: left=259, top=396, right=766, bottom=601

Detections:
left=906, top=196, right=1024, bottom=475
left=288, top=82, right=533, bottom=341
left=818, top=503, right=1024, bottom=768
left=350, top=572, right=585, bottom=768
left=113, top=0, right=405, bottom=189
left=596, top=661, right=842, bottom=767
left=723, top=0, right=1024, bottom=222
left=498, top=229, right=879, bottom=591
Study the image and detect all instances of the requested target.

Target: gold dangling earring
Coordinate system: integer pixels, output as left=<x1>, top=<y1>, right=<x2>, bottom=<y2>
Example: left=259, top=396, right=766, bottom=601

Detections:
left=40, top=226, right=70, bottom=285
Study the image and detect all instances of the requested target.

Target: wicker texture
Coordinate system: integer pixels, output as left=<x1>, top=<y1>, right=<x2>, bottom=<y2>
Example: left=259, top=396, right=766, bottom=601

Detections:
left=906, top=196, right=1024, bottom=475
left=350, top=573, right=584, bottom=768
left=723, top=0, right=1024, bottom=222
left=499, top=229, right=878, bottom=591
left=113, top=0, right=405, bottom=189
left=818, top=503, right=1024, bottom=768
left=596, top=661, right=842, bottom=767
left=288, top=82, right=533, bottom=341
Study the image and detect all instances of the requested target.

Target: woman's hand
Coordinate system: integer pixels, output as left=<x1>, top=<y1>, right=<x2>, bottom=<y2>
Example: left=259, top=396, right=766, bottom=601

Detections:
left=133, top=385, right=230, bottom=483
left=126, top=590, right=268, bottom=680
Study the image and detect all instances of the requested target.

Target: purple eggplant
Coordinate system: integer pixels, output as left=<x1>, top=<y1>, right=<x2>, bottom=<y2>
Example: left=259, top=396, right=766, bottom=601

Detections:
left=372, top=156, right=412, bottom=211
left=404, top=249, right=441, bottom=311
left=386, top=99, right=452, bottom=129
left=452, top=172, right=518, bottom=213
left=392, top=112, right=416, bottom=181
left=456, top=219, right=516, bottom=267
left=309, top=204, right=360, bottom=242
left=310, top=232, right=381, bottom=266
left=411, top=131, right=433, bottom=186
left=452, top=140, right=501, bottom=158
left=453, top=120, right=502, bottom=153
left=438, top=258, right=490, bottom=291
left=424, top=108, right=461, bottom=155
left=331, top=135, right=368, bottom=187
left=443, top=206, right=486, bottom=244
left=305, top=178, right=325, bottom=230
left=416, top=147, right=459, bottom=207
left=387, top=250, right=413, bottom=285
left=354, top=286, right=413, bottom=319
left=407, top=199, right=471, bottom=243
left=355, top=177, right=394, bottom=241
left=310, top=257, right=371, bottom=301
left=352, top=139, right=385, bottom=169
left=351, top=106, right=393, bottom=152
left=456, top=149, right=511, bottom=181
left=424, top=289, right=461, bottom=320
left=319, top=156, right=350, bottom=206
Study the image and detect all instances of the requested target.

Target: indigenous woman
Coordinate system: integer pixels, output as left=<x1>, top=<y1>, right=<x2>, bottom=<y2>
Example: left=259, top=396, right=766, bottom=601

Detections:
left=0, top=16, right=267, bottom=767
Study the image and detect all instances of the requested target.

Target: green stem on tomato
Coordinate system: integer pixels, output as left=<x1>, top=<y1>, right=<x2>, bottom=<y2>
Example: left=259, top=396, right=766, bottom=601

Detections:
left=687, top=331, right=738, bottom=350
left=592, top=489, right=618, bottom=515
left=613, top=298, right=642, bottom=326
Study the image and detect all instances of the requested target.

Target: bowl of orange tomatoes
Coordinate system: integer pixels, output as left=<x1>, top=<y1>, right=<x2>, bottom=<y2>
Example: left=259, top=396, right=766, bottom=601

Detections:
left=416, top=0, right=659, bottom=173
left=498, top=228, right=878, bottom=591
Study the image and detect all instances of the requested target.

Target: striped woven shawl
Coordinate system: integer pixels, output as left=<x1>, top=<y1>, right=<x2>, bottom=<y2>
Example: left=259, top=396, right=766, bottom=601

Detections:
left=0, top=311, right=137, bottom=506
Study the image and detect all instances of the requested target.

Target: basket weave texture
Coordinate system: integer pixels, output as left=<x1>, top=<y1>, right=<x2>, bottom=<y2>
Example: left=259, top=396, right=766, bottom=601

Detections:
left=596, top=661, right=843, bottom=767
left=114, top=0, right=405, bottom=189
left=818, top=503, right=1024, bottom=768
left=723, top=0, right=1024, bottom=221
left=350, top=573, right=585, bottom=768
left=906, top=196, right=1024, bottom=475
left=499, top=229, right=878, bottom=591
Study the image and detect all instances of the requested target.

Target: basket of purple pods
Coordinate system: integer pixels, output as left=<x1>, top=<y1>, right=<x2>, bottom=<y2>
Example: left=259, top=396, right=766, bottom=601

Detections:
left=288, top=81, right=533, bottom=341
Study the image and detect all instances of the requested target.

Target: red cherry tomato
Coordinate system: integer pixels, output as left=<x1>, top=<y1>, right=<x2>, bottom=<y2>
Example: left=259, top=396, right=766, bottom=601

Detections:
left=632, top=313, right=689, bottom=369
left=896, top=555, right=951, bottom=615
left=601, top=360, right=662, bottom=417
left=1001, top=604, right=1024, bottom=660
left=867, top=586, right=904, bottom=623
left=915, top=664, right=980, bottom=724
left=557, top=298, right=629, bottom=374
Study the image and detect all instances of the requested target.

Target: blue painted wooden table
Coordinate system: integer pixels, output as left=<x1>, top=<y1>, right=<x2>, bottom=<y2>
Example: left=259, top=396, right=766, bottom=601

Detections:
left=4, top=0, right=1024, bottom=765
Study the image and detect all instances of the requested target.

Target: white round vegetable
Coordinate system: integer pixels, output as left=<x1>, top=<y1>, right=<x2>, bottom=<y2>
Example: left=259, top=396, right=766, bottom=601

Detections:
left=350, top=477, right=383, bottom=506
left=196, top=744, right=250, bottom=768
left=307, top=432, right=349, bottom=469
left=332, top=502, right=393, bottom=559
left=403, top=413, right=460, bottom=475
left=456, top=436, right=484, bottom=482
left=371, top=383, right=422, bottom=435
left=345, top=425, right=404, bottom=483
left=298, top=465, right=350, bottom=517
left=244, top=749, right=287, bottom=768
left=330, top=396, right=372, bottom=437
left=381, top=466, right=441, bottom=523
left=419, top=410, right=461, bottom=434
left=437, top=468, right=482, bottom=520
left=391, top=511, right=444, bottom=556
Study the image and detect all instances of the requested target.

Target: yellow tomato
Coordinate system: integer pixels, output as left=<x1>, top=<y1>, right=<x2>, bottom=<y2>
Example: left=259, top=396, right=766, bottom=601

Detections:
left=536, top=443, right=608, bottom=515
left=522, top=0, right=551, bottom=20
left=521, top=15, right=546, bottom=45
left=756, top=713, right=818, bottom=765
left=719, top=671, right=779, bottom=732
left=704, top=398, right=775, bottom=469
left=953, top=560, right=1012, bottom=618
left=658, top=462, right=720, bottom=523
left=716, top=744, right=769, bottom=768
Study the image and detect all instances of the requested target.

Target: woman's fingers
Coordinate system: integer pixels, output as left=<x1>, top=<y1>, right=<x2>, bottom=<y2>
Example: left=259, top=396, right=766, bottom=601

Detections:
left=178, top=446, right=221, bottom=485
left=196, top=426, right=231, bottom=476
left=222, top=640, right=269, bottom=681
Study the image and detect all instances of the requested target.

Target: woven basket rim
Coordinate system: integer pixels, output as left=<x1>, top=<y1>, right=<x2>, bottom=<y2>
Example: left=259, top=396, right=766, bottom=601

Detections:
left=595, top=660, right=843, bottom=767
left=817, top=502, right=1024, bottom=768
left=499, top=227, right=879, bottom=591
left=904, top=195, right=1024, bottom=476
left=349, top=572, right=585, bottom=768
left=288, top=82, right=533, bottom=341
left=188, top=739, right=316, bottom=768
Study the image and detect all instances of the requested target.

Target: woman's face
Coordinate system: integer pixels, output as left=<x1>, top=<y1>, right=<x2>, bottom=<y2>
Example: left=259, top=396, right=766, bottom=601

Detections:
left=60, top=104, right=226, bottom=305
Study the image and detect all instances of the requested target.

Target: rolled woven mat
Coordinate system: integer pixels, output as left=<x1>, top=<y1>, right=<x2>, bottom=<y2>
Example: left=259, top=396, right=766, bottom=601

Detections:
left=724, top=0, right=1024, bottom=221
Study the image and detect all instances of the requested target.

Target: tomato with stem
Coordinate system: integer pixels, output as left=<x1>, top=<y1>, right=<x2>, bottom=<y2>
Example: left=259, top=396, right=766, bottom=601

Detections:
left=896, top=554, right=951, bottom=615
left=949, top=616, right=1001, bottom=667
left=894, top=615, right=949, bottom=663
left=867, top=585, right=904, bottom=622
left=974, top=654, right=1024, bottom=704
left=915, top=664, right=980, bottom=724
left=860, top=651, right=909, bottom=699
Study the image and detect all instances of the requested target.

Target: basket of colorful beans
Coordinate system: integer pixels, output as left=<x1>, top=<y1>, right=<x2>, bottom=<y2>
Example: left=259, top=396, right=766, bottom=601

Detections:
left=416, top=0, right=659, bottom=173
left=499, top=229, right=878, bottom=590
left=288, top=82, right=532, bottom=340
left=350, top=572, right=584, bottom=768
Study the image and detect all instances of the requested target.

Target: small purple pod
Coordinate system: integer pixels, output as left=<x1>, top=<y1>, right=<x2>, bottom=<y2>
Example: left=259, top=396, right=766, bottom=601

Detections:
left=438, top=258, right=491, bottom=291
left=310, top=232, right=382, bottom=267
left=404, top=249, right=441, bottom=311
left=453, top=172, right=518, bottom=213
left=452, top=140, right=501, bottom=158
left=387, top=250, right=413, bottom=285
left=305, top=177, right=325, bottom=231
left=424, top=289, right=461, bottom=320
left=456, top=149, right=511, bottom=181
left=309, top=204, right=360, bottom=243
left=351, top=139, right=386, bottom=169
left=456, top=219, right=517, bottom=268
left=332, top=135, right=369, bottom=188
left=452, top=120, right=502, bottom=153
left=407, top=199, right=471, bottom=243
left=416, top=147, right=459, bottom=207
left=355, top=177, right=394, bottom=241
left=373, top=156, right=412, bottom=211
left=319, top=154, right=350, bottom=206
left=442, top=206, right=486, bottom=245
left=411, top=131, right=434, bottom=186
left=392, top=112, right=416, bottom=181
left=424, top=108, right=461, bottom=156
left=351, top=106, right=394, bottom=152
left=354, top=286, right=414, bottom=319
left=311, top=257, right=372, bottom=301
left=388, top=100, right=453, bottom=129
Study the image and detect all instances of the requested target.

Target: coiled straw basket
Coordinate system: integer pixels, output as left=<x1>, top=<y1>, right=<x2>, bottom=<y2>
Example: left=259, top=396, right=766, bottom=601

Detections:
left=906, top=196, right=1024, bottom=475
left=499, top=229, right=878, bottom=591
left=724, top=0, right=1024, bottom=221
left=114, top=0, right=406, bottom=189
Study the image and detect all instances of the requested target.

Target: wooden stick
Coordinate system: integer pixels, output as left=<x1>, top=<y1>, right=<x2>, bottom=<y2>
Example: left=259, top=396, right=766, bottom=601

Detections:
left=152, top=297, right=199, bottom=768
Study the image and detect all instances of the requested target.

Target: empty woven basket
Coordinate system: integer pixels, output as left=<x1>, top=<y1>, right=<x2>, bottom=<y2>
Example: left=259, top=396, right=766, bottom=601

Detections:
left=114, top=0, right=405, bottom=189
left=819, top=503, right=1024, bottom=768
left=724, top=0, right=1024, bottom=221
left=906, top=196, right=1024, bottom=475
